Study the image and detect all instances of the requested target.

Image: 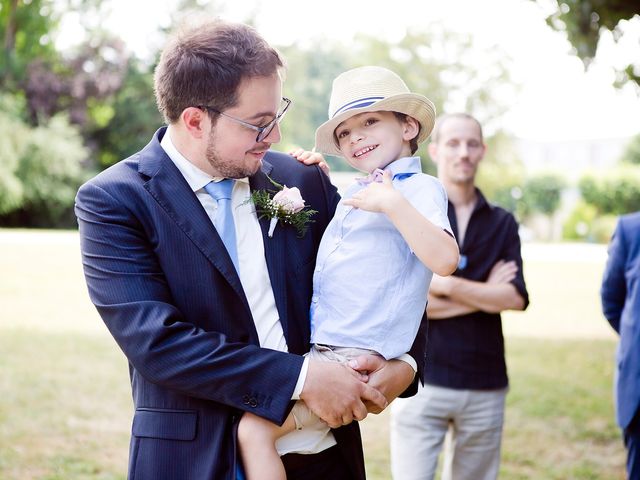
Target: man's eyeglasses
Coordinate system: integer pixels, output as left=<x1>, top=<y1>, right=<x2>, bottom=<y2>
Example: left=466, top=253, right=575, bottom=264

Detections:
left=199, top=97, right=292, bottom=143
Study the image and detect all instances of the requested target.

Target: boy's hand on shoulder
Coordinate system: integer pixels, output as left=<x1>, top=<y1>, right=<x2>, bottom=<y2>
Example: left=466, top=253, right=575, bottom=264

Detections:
left=343, top=170, right=403, bottom=214
left=289, top=148, right=330, bottom=177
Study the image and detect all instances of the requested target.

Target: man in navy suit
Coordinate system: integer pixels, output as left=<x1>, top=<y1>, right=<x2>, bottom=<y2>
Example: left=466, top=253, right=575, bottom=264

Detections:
left=75, top=20, right=424, bottom=480
left=601, top=211, right=640, bottom=480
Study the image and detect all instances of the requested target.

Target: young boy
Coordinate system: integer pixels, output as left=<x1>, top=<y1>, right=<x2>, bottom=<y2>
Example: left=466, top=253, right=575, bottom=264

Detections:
left=238, top=66, right=459, bottom=480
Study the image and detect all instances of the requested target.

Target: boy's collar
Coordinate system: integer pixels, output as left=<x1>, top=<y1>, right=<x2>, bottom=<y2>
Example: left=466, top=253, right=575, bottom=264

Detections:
left=383, top=156, right=422, bottom=176
left=356, top=156, right=422, bottom=185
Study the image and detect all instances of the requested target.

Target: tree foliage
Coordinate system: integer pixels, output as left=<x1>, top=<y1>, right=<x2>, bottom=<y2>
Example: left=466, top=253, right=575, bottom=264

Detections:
left=278, top=43, right=350, bottom=169
left=1, top=0, right=129, bottom=128
left=14, top=114, right=89, bottom=225
left=90, top=59, right=163, bottom=168
left=520, top=173, right=566, bottom=217
left=620, top=132, right=640, bottom=164
left=24, top=36, right=129, bottom=127
left=0, top=0, right=59, bottom=89
left=562, top=200, right=617, bottom=243
left=476, top=130, right=526, bottom=216
left=0, top=97, right=27, bottom=214
left=0, top=103, right=88, bottom=227
left=538, top=0, right=640, bottom=88
left=579, top=166, right=640, bottom=215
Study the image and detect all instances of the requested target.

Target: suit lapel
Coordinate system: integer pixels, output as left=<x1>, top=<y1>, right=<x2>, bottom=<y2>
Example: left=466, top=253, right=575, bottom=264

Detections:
left=249, top=163, right=290, bottom=336
left=139, top=129, right=252, bottom=316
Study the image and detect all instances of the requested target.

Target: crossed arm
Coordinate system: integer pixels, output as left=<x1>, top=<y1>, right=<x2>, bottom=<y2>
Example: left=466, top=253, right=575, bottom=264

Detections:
left=428, top=260, right=526, bottom=319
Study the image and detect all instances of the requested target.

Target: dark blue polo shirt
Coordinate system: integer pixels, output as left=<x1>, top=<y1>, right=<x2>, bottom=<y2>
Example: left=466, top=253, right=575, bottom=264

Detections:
left=424, top=188, right=529, bottom=390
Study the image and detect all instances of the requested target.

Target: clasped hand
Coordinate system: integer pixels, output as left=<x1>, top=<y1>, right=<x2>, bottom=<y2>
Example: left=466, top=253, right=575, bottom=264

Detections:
left=300, top=354, right=415, bottom=428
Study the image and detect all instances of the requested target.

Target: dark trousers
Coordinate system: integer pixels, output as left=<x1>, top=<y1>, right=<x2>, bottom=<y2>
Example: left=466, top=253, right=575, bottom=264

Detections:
left=282, top=445, right=355, bottom=480
left=625, top=408, right=640, bottom=480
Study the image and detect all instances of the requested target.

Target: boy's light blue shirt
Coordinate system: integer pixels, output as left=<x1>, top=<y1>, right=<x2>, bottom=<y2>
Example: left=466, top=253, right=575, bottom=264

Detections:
left=310, top=156, right=452, bottom=359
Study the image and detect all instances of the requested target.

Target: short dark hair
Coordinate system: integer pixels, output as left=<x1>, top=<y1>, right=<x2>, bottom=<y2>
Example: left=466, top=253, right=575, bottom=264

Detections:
left=393, top=112, right=421, bottom=154
left=431, top=113, right=483, bottom=144
left=154, top=19, right=284, bottom=124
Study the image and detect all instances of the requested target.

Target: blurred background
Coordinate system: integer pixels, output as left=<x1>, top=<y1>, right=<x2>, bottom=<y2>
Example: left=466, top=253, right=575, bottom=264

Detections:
left=1, top=0, right=639, bottom=238
left=1, top=0, right=639, bottom=478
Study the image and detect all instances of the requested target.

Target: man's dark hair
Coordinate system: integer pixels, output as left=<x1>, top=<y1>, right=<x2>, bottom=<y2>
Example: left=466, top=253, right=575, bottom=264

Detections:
left=154, top=19, right=284, bottom=124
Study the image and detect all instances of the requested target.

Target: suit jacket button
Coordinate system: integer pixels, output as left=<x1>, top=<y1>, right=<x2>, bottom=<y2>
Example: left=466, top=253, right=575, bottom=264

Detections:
left=242, top=395, right=251, bottom=405
left=249, top=398, right=258, bottom=408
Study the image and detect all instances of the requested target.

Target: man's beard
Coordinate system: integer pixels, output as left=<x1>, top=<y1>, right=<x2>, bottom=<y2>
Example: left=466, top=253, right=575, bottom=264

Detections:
left=205, top=127, right=263, bottom=179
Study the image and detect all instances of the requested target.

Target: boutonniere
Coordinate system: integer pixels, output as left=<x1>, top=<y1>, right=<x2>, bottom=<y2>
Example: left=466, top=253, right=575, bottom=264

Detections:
left=250, top=177, right=317, bottom=238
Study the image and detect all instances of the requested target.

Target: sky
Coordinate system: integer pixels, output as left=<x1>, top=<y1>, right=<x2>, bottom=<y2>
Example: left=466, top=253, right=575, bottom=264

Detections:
left=58, top=0, right=640, bottom=142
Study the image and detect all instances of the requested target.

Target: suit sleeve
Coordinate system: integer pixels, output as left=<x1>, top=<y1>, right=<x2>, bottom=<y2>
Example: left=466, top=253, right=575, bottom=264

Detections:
left=75, top=181, right=302, bottom=424
left=601, top=218, right=628, bottom=334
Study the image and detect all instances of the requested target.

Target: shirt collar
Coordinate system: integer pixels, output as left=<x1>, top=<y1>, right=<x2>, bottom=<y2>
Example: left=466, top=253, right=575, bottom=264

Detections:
left=472, top=187, right=492, bottom=212
left=384, top=156, right=423, bottom=178
left=448, top=187, right=493, bottom=215
left=160, top=129, right=249, bottom=191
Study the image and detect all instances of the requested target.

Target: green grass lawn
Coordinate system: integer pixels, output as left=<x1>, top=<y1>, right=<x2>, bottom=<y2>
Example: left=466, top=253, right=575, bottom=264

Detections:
left=0, top=230, right=626, bottom=479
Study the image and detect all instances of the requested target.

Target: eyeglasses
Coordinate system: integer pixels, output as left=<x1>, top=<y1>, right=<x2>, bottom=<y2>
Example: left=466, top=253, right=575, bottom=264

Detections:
left=199, top=97, right=292, bottom=142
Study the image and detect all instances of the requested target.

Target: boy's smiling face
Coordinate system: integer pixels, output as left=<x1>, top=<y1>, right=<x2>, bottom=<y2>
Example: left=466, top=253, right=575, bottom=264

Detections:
left=334, top=111, right=419, bottom=173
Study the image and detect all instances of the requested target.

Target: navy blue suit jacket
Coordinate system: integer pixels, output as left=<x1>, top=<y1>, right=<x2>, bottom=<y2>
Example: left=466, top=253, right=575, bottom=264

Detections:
left=601, top=212, right=640, bottom=430
left=76, top=128, right=428, bottom=479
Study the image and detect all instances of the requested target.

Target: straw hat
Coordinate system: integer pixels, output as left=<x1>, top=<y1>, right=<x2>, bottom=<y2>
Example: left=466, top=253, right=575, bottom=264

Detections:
left=314, top=66, right=436, bottom=156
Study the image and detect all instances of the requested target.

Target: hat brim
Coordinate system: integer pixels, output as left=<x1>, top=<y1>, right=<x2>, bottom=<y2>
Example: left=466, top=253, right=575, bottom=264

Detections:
left=314, top=93, right=436, bottom=157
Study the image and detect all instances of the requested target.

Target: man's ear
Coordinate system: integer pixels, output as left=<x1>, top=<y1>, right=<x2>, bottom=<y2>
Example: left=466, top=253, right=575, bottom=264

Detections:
left=181, top=107, right=208, bottom=139
left=427, top=142, right=438, bottom=165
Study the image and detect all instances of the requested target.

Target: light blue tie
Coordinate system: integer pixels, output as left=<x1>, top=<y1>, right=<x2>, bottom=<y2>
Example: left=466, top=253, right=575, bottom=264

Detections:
left=204, top=179, right=239, bottom=273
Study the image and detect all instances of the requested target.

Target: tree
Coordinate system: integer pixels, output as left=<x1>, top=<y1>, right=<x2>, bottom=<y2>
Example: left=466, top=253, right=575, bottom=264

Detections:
left=579, top=166, right=640, bottom=215
left=23, top=35, right=129, bottom=127
left=90, top=59, right=164, bottom=168
left=0, top=96, right=27, bottom=214
left=0, top=0, right=59, bottom=89
left=13, top=114, right=89, bottom=226
left=278, top=43, right=350, bottom=170
left=0, top=109, right=89, bottom=227
left=521, top=173, right=566, bottom=217
left=620, top=132, right=640, bottom=164
left=476, top=130, right=526, bottom=217
left=0, top=0, right=132, bottom=226
left=538, top=0, right=640, bottom=88
left=520, top=172, right=567, bottom=240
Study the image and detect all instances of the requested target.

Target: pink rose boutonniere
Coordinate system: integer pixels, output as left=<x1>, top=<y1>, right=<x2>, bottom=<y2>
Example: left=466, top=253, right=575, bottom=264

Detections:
left=250, top=177, right=317, bottom=237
